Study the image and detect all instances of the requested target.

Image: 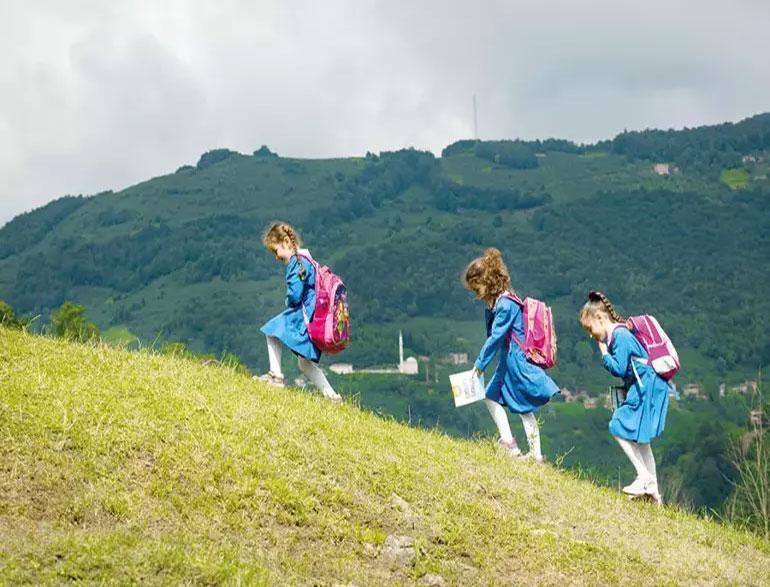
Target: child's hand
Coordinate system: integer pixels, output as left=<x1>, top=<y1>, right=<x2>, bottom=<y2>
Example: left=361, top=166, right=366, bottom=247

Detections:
left=597, top=341, right=608, bottom=355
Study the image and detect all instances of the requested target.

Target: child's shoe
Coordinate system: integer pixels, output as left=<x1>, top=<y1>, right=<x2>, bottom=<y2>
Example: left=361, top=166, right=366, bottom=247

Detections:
left=645, top=480, right=663, bottom=506
left=254, top=371, right=286, bottom=388
left=519, top=453, right=546, bottom=465
left=622, top=476, right=654, bottom=496
left=498, top=438, right=522, bottom=457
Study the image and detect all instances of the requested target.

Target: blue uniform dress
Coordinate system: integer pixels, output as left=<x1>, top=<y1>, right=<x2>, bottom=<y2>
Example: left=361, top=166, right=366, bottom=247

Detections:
left=475, top=295, right=559, bottom=414
left=604, top=326, right=669, bottom=443
left=260, top=252, right=321, bottom=362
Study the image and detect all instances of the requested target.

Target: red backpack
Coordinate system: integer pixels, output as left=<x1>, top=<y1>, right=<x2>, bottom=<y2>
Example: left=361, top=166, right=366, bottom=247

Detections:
left=499, top=292, right=557, bottom=369
left=299, top=252, right=350, bottom=354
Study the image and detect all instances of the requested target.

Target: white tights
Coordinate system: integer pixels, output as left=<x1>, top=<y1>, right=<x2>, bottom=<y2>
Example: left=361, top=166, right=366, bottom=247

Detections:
left=615, top=437, right=657, bottom=482
left=266, top=336, right=340, bottom=400
left=484, top=399, right=542, bottom=459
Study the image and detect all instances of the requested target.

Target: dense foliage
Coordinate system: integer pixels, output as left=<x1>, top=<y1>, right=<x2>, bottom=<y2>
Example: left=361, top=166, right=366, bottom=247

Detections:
left=50, top=301, right=100, bottom=342
left=611, top=112, right=770, bottom=174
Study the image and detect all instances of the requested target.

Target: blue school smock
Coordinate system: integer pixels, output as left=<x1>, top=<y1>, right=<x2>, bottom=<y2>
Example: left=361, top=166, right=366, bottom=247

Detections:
left=475, top=295, right=559, bottom=414
left=260, top=251, right=321, bottom=362
left=604, top=326, right=669, bottom=443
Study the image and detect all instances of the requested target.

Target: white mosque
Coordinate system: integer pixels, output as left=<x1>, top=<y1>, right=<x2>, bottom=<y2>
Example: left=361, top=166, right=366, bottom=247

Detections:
left=397, top=331, right=419, bottom=375
left=329, top=331, right=418, bottom=376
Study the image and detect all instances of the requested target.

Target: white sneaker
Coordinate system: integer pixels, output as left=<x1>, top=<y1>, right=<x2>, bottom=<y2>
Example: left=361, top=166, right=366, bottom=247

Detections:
left=622, top=476, right=654, bottom=496
left=645, top=480, right=663, bottom=505
left=498, top=438, right=522, bottom=457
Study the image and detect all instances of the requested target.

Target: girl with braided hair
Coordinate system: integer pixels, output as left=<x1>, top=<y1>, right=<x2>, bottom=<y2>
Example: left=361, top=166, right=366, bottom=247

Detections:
left=258, top=221, right=341, bottom=401
left=580, top=291, right=669, bottom=504
left=463, top=248, right=560, bottom=463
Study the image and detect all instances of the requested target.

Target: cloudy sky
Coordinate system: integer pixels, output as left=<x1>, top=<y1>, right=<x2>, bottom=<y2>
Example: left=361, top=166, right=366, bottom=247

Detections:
left=1, top=0, right=769, bottom=225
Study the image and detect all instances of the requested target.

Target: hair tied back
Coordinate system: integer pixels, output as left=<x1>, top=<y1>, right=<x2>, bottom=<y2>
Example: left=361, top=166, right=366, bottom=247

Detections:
left=588, top=290, right=603, bottom=302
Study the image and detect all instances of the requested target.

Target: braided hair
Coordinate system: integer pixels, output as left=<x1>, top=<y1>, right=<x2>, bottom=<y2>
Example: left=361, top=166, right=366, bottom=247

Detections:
left=579, top=290, right=624, bottom=330
left=262, top=221, right=307, bottom=280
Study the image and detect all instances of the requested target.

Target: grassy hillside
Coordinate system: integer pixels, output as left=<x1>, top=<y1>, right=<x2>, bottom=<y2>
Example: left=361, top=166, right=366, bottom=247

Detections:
left=1, top=329, right=768, bottom=585
left=339, top=370, right=752, bottom=511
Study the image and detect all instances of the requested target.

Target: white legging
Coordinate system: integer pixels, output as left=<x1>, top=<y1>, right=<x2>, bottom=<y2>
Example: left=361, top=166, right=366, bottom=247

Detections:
left=266, top=336, right=340, bottom=400
left=615, top=437, right=657, bottom=482
left=484, top=399, right=542, bottom=459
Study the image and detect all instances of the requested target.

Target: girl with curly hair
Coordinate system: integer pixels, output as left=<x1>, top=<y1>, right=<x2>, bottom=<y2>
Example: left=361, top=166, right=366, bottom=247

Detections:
left=463, top=248, right=559, bottom=462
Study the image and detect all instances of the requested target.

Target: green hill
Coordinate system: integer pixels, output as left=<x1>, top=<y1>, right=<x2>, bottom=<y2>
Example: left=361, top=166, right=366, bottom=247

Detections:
left=1, top=329, right=768, bottom=584
left=1, top=115, right=769, bottom=395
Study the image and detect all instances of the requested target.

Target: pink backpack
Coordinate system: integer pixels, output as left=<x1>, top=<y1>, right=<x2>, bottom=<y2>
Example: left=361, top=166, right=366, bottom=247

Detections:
left=499, top=292, right=557, bottom=369
left=299, top=252, right=350, bottom=354
left=627, top=314, right=680, bottom=380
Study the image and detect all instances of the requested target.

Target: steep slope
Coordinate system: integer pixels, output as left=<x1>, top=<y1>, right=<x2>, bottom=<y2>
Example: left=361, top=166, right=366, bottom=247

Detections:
left=1, top=329, right=768, bottom=585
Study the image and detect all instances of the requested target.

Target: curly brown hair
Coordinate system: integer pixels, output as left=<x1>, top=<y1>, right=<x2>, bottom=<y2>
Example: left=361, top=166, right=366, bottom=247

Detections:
left=262, top=221, right=306, bottom=279
left=462, top=248, right=514, bottom=305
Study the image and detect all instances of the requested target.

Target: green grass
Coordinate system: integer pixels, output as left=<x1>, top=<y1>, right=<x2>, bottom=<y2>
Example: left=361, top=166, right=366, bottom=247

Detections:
left=1, top=329, right=768, bottom=585
left=721, top=168, right=751, bottom=189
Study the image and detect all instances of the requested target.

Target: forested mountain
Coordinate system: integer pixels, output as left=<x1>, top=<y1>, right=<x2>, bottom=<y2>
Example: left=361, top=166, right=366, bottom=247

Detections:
left=2, top=114, right=768, bottom=391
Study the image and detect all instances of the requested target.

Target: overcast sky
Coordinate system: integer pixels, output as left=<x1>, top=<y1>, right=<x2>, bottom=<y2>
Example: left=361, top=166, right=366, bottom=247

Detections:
left=1, top=0, right=769, bottom=225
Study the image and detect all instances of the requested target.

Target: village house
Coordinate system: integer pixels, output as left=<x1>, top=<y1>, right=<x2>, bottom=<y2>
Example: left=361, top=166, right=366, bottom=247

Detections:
left=329, top=363, right=354, bottom=375
left=730, top=380, right=759, bottom=394
left=446, top=352, right=469, bottom=366
left=653, top=162, right=680, bottom=176
left=682, top=383, right=703, bottom=399
left=603, top=395, right=613, bottom=410
left=562, top=389, right=593, bottom=405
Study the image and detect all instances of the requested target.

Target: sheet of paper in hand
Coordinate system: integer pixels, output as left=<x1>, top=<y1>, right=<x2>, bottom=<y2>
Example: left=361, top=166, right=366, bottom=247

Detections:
left=449, top=370, right=486, bottom=407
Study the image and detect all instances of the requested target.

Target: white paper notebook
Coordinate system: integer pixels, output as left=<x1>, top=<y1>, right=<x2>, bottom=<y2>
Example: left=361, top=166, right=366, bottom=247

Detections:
left=449, top=370, right=486, bottom=407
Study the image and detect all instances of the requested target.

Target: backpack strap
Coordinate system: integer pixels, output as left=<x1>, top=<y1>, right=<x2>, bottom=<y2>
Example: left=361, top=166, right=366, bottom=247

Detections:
left=296, top=250, right=318, bottom=282
left=610, top=324, right=646, bottom=384
left=496, top=291, right=525, bottom=350
left=630, top=359, right=644, bottom=389
left=296, top=251, right=318, bottom=325
left=496, top=291, right=523, bottom=308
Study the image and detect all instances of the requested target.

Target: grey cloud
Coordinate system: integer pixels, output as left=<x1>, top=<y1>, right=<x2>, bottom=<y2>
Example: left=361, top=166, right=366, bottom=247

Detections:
left=1, top=0, right=769, bottom=225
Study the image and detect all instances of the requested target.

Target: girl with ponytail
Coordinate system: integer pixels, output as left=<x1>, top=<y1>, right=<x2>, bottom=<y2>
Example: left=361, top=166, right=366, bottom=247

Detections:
left=579, top=291, right=670, bottom=504
left=258, top=221, right=341, bottom=401
left=463, top=248, right=560, bottom=463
